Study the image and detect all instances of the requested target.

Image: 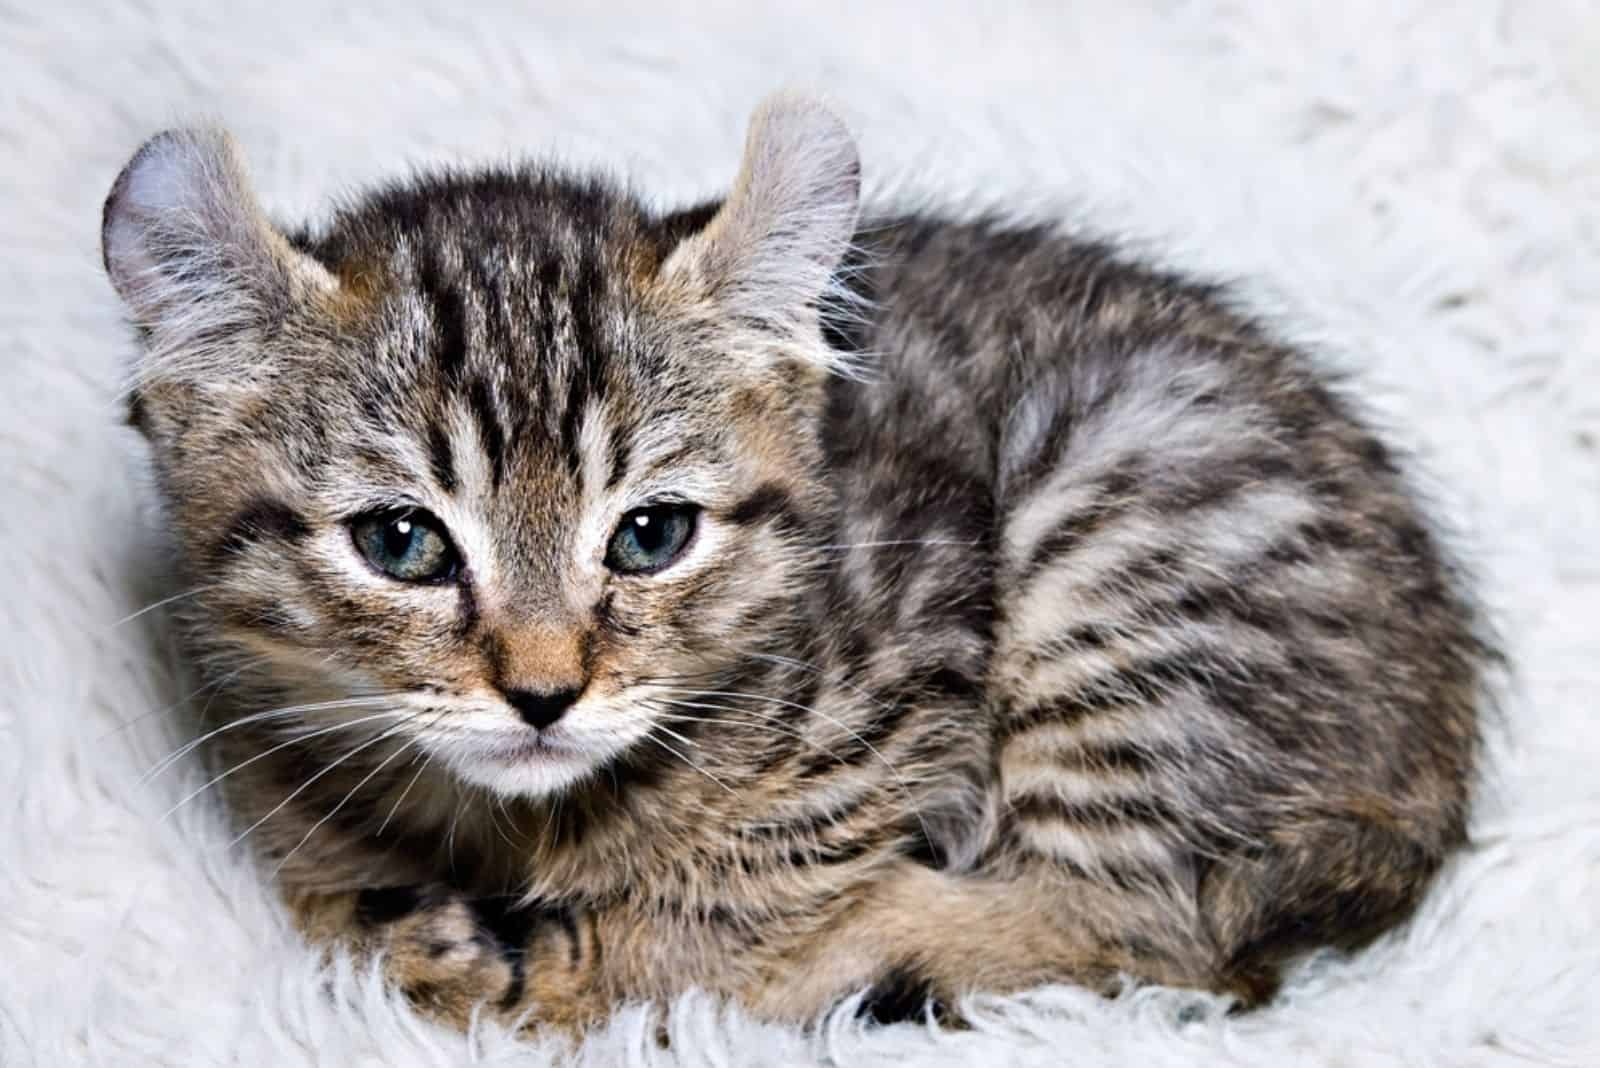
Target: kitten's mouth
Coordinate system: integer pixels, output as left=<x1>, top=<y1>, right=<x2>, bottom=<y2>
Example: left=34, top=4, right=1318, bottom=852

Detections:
left=466, top=725, right=590, bottom=768
left=430, top=722, right=617, bottom=798
left=486, top=728, right=582, bottom=760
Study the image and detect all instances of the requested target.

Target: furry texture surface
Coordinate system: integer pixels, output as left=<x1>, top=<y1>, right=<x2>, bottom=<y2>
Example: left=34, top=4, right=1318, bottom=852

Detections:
left=2, top=2, right=1596, bottom=1064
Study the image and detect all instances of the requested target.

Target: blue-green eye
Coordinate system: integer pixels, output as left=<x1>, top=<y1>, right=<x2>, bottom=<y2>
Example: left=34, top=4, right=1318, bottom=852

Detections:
left=605, top=503, right=699, bottom=574
left=351, top=508, right=460, bottom=583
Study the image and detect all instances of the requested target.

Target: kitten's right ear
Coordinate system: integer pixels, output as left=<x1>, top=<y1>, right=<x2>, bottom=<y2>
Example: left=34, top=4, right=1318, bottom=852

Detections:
left=660, top=93, right=861, bottom=365
left=102, top=128, right=335, bottom=377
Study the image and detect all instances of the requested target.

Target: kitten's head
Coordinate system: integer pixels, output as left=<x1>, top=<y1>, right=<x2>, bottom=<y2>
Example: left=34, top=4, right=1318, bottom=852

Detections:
left=103, top=93, right=861, bottom=797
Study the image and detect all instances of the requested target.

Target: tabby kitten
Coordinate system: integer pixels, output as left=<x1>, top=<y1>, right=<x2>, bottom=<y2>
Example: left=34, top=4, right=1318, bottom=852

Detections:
left=103, top=93, right=1492, bottom=1032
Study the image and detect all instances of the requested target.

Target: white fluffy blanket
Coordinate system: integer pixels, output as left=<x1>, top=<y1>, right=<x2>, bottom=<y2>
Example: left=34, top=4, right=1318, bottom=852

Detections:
left=4, top=3, right=1596, bottom=1064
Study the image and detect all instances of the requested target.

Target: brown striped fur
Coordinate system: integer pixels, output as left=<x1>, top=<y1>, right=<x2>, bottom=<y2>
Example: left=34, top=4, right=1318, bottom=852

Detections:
left=102, top=94, right=1494, bottom=1032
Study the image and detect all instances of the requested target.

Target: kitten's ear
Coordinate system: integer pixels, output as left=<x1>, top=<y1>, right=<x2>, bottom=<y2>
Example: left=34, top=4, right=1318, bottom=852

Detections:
left=102, top=128, right=336, bottom=372
left=662, top=92, right=861, bottom=345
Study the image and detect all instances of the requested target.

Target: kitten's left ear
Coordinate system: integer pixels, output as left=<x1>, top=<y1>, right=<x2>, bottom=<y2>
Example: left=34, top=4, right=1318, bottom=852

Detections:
left=102, top=127, right=337, bottom=377
left=661, top=92, right=861, bottom=349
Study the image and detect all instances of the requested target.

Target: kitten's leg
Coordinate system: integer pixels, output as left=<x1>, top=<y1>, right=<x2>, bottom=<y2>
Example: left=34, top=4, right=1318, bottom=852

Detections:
left=288, top=885, right=616, bottom=1033
left=748, top=860, right=1226, bottom=1022
left=788, top=823, right=1447, bottom=1022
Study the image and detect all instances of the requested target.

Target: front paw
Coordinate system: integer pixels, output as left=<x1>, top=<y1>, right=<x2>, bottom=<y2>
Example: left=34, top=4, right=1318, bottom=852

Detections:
left=356, top=887, right=531, bottom=1024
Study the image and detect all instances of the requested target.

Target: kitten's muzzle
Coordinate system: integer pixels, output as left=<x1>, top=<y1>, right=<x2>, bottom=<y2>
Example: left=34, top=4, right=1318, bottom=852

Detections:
left=504, top=686, right=581, bottom=729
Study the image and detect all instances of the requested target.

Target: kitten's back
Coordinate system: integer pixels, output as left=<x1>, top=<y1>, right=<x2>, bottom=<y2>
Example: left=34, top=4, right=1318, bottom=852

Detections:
left=828, top=214, right=1489, bottom=994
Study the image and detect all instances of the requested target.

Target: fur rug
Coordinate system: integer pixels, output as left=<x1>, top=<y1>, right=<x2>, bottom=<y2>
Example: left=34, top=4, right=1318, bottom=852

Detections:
left=3, top=2, right=1597, bottom=1064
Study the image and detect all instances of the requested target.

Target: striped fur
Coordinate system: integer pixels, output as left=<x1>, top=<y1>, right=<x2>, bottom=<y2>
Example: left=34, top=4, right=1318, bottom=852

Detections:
left=102, top=95, right=1494, bottom=1032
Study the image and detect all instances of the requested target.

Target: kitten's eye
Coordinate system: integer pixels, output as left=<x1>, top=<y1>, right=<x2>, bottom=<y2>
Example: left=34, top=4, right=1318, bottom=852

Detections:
left=350, top=508, right=460, bottom=583
left=605, top=503, right=699, bottom=575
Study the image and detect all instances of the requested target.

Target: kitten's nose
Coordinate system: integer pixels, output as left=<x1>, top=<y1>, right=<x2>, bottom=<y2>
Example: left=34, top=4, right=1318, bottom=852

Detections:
left=504, top=687, right=580, bottom=729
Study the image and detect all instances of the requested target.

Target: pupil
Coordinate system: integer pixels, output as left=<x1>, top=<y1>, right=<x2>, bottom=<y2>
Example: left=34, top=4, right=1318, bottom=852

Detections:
left=384, top=520, right=415, bottom=558
left=635, top=513, right=664, bottom=551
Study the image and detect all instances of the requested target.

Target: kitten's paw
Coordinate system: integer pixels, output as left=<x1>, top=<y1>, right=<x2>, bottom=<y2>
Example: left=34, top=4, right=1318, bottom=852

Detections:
left=356, top=887, right=531, bottom=1024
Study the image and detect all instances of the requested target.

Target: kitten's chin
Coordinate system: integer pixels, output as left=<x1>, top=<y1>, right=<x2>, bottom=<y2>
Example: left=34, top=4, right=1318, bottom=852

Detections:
left=429, top=729, right=612, bottom=799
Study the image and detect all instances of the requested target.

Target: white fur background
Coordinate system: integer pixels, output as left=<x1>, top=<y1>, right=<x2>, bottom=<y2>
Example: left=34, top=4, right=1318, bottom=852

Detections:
left=3, top=2, right=1598, bottom=1064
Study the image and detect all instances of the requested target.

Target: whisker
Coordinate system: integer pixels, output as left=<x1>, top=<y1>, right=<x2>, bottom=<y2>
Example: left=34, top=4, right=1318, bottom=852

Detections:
left=632, top=665, right=745, bottom=688
left=446, top=789, right=469, bottom=871
left=652, top=700, right=812, bottom=741
left=651, top=706, right=856, bottom=770
left=655, top=685, right=869, bottom=724
left=98, top=667, right=242, bottom=744
left=814, top=539, right=981, bottom=551
left=142, top=694, right=408, bottom=784
left=229, top=716, right=417, bottom=848
left=489, top=794, right=525, bottom=851
left=643, top=731, right=736, bottom=796
left=541, top=790, right=563, bottom=846
left=649, top=720, right=706, bottom=751
left=113, top=584, right=217, bottom=628
left=378, top=745, right=435, bottom=837
left=162, top=709, right=408, bottom=819
left=653, top=683, right=934, bottom=846
left=652, top=699, right=862, bottom=774
left=741, top=651, right=897, bottom=712
left=272, top=724, right=425, bottom=875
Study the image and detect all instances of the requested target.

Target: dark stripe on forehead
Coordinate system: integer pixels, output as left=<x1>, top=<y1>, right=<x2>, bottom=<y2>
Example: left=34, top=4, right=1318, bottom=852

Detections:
left=606, top=421, right=632, bottom=490
left=426, top=422, right=457, bottom=494
left=559, top=249, right=609, bottom=477
left=214, top=498, right=310, bottom=562
left=534, top=257, right=560, bottom=370
left=558, top=365, right=590, bottom=478
left=465, top=376, right=507, bottom=487
left=468, top=252, right=510, bottom=361
left=569, top=244, right=605, bottom=370
left=466, top=250, right=534, bottom=443
left=416, top=249, right=468, bottom=384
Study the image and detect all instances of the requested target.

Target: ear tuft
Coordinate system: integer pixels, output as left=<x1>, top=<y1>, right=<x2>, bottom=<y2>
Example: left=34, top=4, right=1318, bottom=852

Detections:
left=663, top=92, right=862, bottom=354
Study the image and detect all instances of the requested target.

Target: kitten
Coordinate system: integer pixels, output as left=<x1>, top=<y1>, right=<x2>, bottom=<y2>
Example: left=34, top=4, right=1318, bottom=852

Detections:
left=103, top=93, right=1493, bottom=1032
